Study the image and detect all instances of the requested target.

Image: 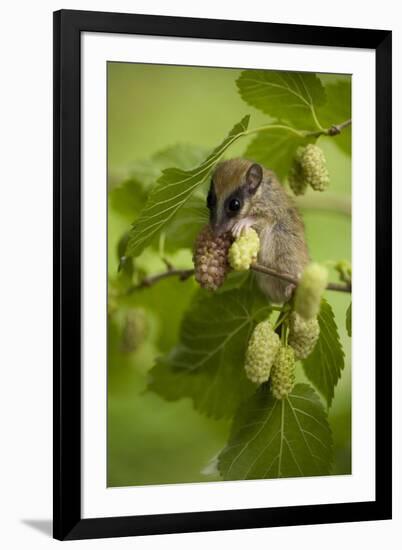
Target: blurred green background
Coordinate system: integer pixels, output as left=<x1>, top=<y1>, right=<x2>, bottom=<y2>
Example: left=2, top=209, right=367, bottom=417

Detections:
left=107, top=62, right=351, bottom=487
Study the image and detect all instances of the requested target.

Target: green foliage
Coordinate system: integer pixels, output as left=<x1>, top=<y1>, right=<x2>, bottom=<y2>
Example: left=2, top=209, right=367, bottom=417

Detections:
left=302, top=299, right=345, bottom=407
left=108, top=64, right=352, bottom=487
left=241, top=73, right=351, bottom=183
left=215, top=271, right=250, bottom=293
left=109, top=144, right=209, bottom=221
left=115, top=233, right=134, bottom=282
left=152, top=143, right=209, bottom=172
left=317, top=79, right=351, bottom=154
left=148, top=278, right=271, bottom=419
left=162, top=192, right=208, bottom=252
left=109, top=179, right=148, bottom=222
left=110, top=144, right=210, bottom=252
left=112, top=184, right=207, bottom=254
left=130, top=144, right=210, bottom=190
left=126, top=116, right=250, bottom=258
left=237, top=70, right=326, bottom=127
left=123, top=276, right=197, bottom=353
left=107, top=312, right=227, bottom=487
left=346, top=303, right=352, bottom=337
left=218, top=383, right=333, bottom=480
left=245, top=128, right=313, bottom=180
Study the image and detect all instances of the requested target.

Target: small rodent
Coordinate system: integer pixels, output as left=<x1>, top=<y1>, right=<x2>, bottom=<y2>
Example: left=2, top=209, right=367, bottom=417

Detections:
left=207, top=158, right=309, bottom=303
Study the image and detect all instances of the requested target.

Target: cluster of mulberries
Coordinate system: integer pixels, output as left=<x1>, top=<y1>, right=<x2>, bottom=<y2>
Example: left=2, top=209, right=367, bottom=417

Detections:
left=244, top=320, right=281, bottom=384
left=270, top=346, right=296, bottom=400
left=193, top=225, right=233, bottom=291
left=244, top=319, right=300, bottom=399
left=294, top=263, right=328, bottom=320
left=301, top=144, right=330, bottom=191
left=288, top=311, right=320, bottom=360
left=288, top=144, right=330, bottom=195
left=120, top=309, right=148, bottom=353
left=228, top=228, right=260, bottom=271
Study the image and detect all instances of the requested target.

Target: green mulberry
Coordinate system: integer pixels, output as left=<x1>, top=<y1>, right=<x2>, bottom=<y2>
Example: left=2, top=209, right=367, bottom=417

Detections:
left=294, top=263, right=328, bottom=321
left=228, top=228, right=260, bottom=271
left=288, top=144, right=330, bottom=194
left=245, top=320, right=281, bottom=385
left=120, top=309, right=149, bottom=353
left=301, top=144, right=330, bottom=191
left=288, top=312, right=320, bottom=360
left=288, top=150, right=308, bottom=196
left=270, top=346, right=296, bottom=399
left=193, top=225, right=233, bottom=291
left=334, top=259, right=352, bottom=284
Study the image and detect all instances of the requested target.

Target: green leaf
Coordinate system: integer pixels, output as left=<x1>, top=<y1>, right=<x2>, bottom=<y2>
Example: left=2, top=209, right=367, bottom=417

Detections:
left=111, top=186, right=208, bottom=254
left=148, top=278, right=271, bottom=419
left=109, top=178, right=147, bottom=221
left=237, top=70, right=326, bottom=128
left=245, top=128, right=314, bottom=180
left=302, top=299, right=345, bottom=408
left=317, top=79, right=351, bottom=155
left=116, top=232, right=134, bottom=281
left=162, top=192, right=209, bottom=252
left=219, top=383, right=333, bottom=480
left=109, top=144, right=209, bottom=222
left=346, top=303, right=352, bottom=337
left=123, top=276, right=197, bottom=353
left=126, top=116, right=250, bottom=258
left=152, top=143, right=209, bottom=172
left=128, top=144, right=210, bottom=190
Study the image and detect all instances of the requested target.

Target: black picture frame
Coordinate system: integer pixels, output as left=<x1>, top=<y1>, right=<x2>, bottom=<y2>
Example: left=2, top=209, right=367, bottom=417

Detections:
left=53, top=9, right=392, bottom=541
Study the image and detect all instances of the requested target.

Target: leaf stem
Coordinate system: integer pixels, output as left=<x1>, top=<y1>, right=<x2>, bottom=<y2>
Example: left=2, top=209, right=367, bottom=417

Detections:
left=274, top=312, right=289, bottom=332
left=310, top=105, right=325, bottom=132
left=244, top=124, right=305, bottom=139
left=244, top=118, right=352, bottom=141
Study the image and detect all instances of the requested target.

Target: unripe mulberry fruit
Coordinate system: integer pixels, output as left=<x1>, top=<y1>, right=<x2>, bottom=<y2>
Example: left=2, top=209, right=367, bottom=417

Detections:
left=245, top=320, right=281, bottom=385
left=270, top=346, right=296, bottom=399
left=294, top=263, right=328, bottom=320
left=288, top=151, right=308, bottom=196
left=288, top=311, right=320, bottom=360
left=193, top=225, right=233, bottom=291
left=334, top=259, right=352, bottom=284
left=228, top=228, right=260, bottom=271
left=120, top=309, right=148, bottom=353
left=300, top=144, right=330, bottom=191
left=288, top=144, right=330, bottom=194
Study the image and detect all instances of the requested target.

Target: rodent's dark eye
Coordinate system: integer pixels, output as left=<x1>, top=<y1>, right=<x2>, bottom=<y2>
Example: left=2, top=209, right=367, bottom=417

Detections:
left=228, top=198, right=241, bottom=212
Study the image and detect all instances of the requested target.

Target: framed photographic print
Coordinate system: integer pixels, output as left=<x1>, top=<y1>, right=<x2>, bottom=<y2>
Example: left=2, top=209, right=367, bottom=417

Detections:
left=53, top=9, right=392, bottom=540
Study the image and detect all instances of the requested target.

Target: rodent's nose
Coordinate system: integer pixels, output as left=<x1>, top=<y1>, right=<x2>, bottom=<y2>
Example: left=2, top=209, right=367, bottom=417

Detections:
left=212, top=222, right=232, bottom=237
left=211, top=223, right=224, bottom=237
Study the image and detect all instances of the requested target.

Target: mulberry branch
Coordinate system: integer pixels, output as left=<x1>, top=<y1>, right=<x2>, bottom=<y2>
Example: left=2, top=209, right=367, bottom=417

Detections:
left=127, top=262, right=351, bottom=293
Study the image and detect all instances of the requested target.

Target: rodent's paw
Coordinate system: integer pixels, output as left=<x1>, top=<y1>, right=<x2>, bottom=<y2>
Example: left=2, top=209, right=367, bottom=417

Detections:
left=231, top=218, right=255, bottom=238
left=284, top=283, right=296, bottom=299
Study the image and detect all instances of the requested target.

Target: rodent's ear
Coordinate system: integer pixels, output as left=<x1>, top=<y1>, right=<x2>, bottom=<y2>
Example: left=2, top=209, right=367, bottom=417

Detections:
left=246, top=163, right=263, bottom=195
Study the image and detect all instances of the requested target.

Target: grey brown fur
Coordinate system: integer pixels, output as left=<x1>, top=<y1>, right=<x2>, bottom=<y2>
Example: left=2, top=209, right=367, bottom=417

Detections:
left=208, top=158, right=309, bottom=303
